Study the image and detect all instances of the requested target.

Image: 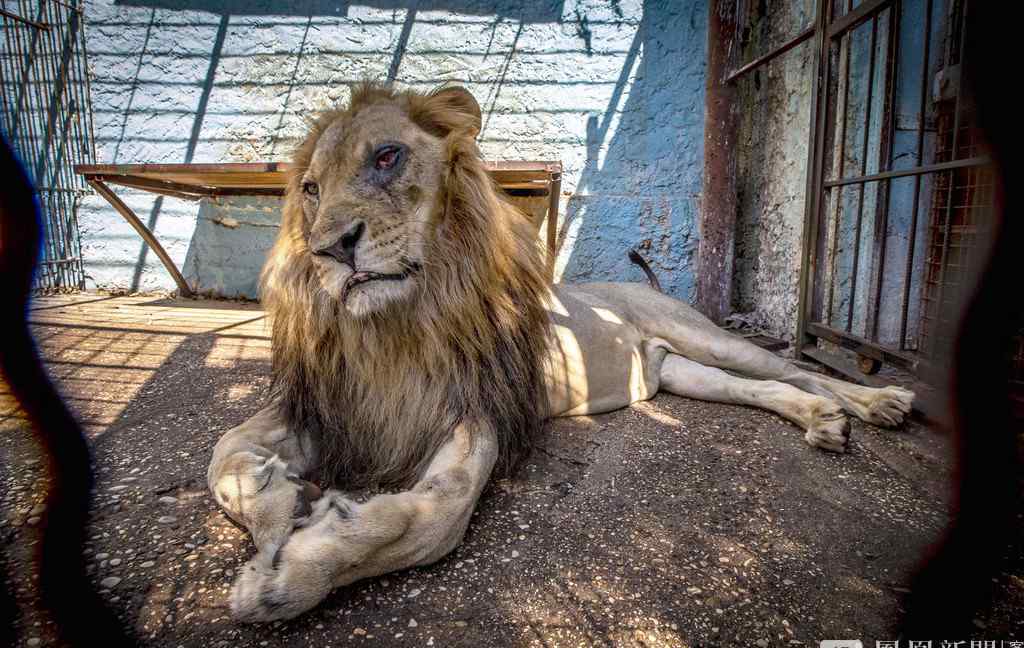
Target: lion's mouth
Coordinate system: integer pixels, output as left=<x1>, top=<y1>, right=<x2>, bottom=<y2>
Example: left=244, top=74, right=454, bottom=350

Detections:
left=340, top=261, right=421, bottom=302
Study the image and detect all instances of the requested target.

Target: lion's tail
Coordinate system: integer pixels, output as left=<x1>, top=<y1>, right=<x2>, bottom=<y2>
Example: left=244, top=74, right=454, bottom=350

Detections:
left=627, top=249, right=662, bottom=293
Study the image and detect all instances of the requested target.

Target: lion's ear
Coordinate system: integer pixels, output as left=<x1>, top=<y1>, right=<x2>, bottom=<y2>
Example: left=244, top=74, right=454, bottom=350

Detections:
left=417, top=86, right=482, bottom=138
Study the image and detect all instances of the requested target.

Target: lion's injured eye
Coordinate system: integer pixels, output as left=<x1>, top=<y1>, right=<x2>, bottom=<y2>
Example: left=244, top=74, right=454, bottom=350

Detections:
left=302, top=181, right=319, bottom=197
left=374, top=145, right=401, bottom=171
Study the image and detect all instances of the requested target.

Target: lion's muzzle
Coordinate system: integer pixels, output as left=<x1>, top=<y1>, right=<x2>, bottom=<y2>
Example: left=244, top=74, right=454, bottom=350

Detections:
left=311, top=220, right=365, bottom=269
left=339, top=261, right=422, bottom=302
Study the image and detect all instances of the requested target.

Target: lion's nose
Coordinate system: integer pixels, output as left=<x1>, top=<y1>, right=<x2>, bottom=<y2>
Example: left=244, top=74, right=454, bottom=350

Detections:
left=313, top=221, right=365, bottom=269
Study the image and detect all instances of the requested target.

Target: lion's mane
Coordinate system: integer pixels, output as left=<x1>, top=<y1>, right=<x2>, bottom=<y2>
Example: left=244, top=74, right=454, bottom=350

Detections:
left=260, top=83, right=551, bottom=489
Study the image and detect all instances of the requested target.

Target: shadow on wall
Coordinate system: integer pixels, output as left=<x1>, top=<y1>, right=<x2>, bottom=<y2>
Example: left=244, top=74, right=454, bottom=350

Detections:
left=180, top=197, right=281, bottom=299
left=560, top=0, right=705, bottom=299
left=91, top=0, right=706, bottom=300
left=116, top=0, right=564, bottom=20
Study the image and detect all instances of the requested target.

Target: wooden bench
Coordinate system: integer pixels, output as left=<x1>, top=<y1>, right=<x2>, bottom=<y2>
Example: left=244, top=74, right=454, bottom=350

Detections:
left=75, top=161, right=562, bottom=297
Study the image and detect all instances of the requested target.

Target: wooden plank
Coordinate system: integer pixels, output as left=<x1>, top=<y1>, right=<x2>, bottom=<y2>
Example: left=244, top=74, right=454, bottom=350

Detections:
left=34, top=333, right=271, bottom=353
left=75, top=161, right=561, bottom=193
left=805, top=321, right=920, bottom=370
left=28, top=316, right=272, bottom=338
left=744, top=333, right=789, bottom=352
left=48, top=302, right=267, bottom=322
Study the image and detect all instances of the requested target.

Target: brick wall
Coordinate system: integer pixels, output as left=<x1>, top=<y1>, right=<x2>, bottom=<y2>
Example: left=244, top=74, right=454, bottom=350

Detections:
left=79, top=0, right=707, bottom=299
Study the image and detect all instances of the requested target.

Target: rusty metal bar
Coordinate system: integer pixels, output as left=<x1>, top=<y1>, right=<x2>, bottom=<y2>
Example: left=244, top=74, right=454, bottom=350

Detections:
left=91, top=174, right=207, bottom=200
left=898, top=0, right=935, bottom=350
left=930, top=0, right=970, bottom=359
left=86, top=179, right=193, bottom=298
left=866, top=5, right=900, bottom=341
left=795, top=0, right=833, bottom=349
left=814, top=34, right=840, bottom=327
left=803, top=0, right=992, bottom=381
left=823, top=155, right=989, bottom=187
left=38, top=0, right=71, bottom=288
left=2, top=0, right=92, bottom=290
left=0, top=8, right=51, bottom=32
left=29, top=1, right=65, bottom=287
left=827, top=17, right=853, bottom=327
left=724, top=25, right=815, bottom=84
left=695, top=0, right=738, bottom=323
left=78, top=0, right=95, bottom=163
left=51, top=0, right=80, bottom=288
left=8, top=8, right=40, bottom=166
left=827, top=0, right=892, bottom=39
left=88, top=175, right=287, bottom=198
left=546, top=169, right=561, bottom=281
left=45, top=0, right=83, bottom=13
left=0, top=16, right=16, bottom=127
left=59, top=0, right=90, bottom=285
left=846, top=15, right=880, bottom=332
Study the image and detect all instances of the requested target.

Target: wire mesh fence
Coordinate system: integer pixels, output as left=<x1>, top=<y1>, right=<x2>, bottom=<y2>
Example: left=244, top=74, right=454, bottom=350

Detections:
left=800, top=0, right=1002, bottom=378
left=1, top=0, right=95, bottom=291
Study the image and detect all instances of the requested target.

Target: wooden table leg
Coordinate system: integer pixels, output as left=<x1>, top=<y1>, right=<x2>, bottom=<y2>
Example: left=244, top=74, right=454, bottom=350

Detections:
left=85, top=178, right=193, bottom=298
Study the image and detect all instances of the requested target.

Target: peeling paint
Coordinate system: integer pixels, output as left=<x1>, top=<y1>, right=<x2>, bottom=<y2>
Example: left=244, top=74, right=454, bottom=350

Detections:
left=733, top=0, right=815, bottom=341
left=212, top=216, right=240, bottom=229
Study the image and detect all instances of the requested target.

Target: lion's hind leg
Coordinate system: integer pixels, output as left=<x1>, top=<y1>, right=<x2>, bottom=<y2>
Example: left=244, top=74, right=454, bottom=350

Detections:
left=640, top=291, right=913, bottom=428
left=658, top=354, right=851, bottom=452
left=574, top=283, right=914, bottom=428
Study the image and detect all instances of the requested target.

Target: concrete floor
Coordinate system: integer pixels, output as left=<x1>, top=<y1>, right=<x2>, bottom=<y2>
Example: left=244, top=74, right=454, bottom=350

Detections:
left=2, top=294, right=1018, bottom=647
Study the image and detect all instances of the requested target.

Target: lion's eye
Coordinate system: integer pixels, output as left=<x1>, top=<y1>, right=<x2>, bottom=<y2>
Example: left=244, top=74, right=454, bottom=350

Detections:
left=302, top=181, right=318, bottom=197
left=374, top=147, right=400, bottom=171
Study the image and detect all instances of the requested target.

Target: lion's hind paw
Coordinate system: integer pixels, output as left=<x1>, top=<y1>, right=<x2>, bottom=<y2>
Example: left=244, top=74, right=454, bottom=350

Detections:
left=865, top=385, right=915, bottom=428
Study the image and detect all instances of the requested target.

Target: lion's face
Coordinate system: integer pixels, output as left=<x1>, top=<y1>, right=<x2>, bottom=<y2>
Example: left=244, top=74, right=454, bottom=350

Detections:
left=264, top=83, right=549, bottom=490
left=300, top=101, right=446, bottom=317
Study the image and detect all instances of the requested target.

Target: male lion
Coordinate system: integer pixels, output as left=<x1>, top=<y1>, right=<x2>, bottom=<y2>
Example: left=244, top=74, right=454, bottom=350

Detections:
left=208, top=83, right=914, bottom=621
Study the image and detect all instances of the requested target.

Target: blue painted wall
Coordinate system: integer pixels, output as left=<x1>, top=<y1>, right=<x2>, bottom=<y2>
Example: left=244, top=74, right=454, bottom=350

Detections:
left=560, top=1, right=706, bottom=299
left=80, top=0, right=708, bottom=300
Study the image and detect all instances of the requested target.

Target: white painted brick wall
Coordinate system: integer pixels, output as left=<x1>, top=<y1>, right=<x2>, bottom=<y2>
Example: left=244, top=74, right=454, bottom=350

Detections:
left=80, top=0, right=707, bottom=298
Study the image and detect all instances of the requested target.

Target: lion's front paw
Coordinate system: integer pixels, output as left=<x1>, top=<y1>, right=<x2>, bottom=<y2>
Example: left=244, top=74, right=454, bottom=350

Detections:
left=230, top=547, right=334, bottom=623
left=230, top=490, right=357, bottom=623
left=865, top=386, right=914, bottom=428
left=803, top=400, right=851, bottom=453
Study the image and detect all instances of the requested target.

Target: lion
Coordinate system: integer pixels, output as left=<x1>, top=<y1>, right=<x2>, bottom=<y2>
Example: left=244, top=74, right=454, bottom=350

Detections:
left=207, top=82, right=915, bottom=622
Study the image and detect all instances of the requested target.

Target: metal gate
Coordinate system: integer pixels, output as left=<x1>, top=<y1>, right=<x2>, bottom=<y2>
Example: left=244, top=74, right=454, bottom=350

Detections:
left=1, top=0, right=95, bottom=290
left=797, top=0, right=994, bottom=383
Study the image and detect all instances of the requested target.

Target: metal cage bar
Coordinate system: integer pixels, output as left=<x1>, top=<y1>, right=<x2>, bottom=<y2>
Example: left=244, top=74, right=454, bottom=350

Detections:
left=723, top=0, right=1004, bottom=399
left=0, top=0, right=94, bottom=291
left=794, top=0, right=996, bottom=383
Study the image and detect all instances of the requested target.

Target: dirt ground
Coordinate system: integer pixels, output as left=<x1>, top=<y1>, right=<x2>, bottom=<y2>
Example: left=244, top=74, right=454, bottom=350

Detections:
left=2, top=295, right=1022, bottom=647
